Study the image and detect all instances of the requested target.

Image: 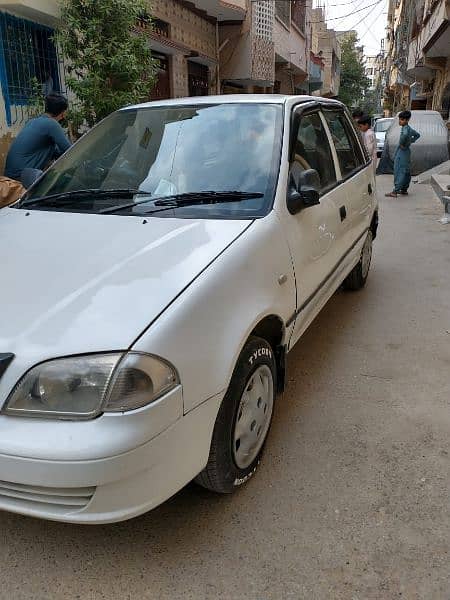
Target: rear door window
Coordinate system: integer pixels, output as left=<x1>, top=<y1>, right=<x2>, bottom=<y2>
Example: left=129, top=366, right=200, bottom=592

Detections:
left=292, top=112, right=337, bottom=194
left=323, top=111, right=366, bottom=178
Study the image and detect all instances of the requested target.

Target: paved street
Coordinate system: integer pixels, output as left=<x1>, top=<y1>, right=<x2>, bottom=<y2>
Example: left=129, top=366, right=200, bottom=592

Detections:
left=0, top=175, right=449, bottom=600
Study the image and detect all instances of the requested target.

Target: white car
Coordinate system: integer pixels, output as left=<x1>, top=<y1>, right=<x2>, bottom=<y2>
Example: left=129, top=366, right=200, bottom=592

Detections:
left=0, top=95, right=377, bottom=524
left=374, top=117, right=394, bottom=156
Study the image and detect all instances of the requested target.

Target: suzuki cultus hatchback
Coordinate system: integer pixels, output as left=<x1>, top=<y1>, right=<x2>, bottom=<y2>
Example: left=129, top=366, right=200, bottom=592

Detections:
left=0, top=95, right=377, bottom=523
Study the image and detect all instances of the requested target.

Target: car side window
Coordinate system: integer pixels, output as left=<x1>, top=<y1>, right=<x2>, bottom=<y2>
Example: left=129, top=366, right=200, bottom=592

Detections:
left=323, top=111, right=365, bottom=178
left=292, top=112, right=337, bottom=193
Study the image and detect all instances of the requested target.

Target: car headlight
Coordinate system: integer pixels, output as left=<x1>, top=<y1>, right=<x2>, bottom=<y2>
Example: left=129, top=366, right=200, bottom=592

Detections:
left=2, top=352, right=179, bottom=419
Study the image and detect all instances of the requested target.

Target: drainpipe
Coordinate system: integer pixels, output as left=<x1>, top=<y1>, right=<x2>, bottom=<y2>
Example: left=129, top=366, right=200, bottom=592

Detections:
left=216, top=20, right=220, bottom=94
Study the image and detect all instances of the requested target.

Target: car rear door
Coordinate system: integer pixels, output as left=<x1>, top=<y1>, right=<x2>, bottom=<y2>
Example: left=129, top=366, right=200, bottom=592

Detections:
left=321, top=108, right=374, bottom=256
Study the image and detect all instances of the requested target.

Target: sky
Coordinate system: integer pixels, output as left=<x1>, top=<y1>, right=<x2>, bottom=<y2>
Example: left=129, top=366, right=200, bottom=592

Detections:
left=314, top=0, right=389, bottom=57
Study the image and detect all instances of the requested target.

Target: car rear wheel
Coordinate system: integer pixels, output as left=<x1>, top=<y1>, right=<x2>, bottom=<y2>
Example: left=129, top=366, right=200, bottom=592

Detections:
left=195, top=336, right=276, bottom=493
left=343, top=230, right=373, bottom=291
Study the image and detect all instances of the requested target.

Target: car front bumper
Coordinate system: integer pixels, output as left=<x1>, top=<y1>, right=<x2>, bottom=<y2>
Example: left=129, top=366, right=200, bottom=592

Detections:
left=0, top=390, right=222, bottom=524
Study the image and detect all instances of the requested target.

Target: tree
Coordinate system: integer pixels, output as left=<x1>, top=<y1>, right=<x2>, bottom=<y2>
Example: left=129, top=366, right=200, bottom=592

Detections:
left=57, top=0, right=157, bottom=131
left=361, top=87, right=380, bottom=115
left=338, top=31, right=370, bottom=110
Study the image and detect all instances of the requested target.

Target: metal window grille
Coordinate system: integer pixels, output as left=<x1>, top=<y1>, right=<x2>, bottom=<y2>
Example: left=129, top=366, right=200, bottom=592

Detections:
left=0, top=12, right=64, bottom=126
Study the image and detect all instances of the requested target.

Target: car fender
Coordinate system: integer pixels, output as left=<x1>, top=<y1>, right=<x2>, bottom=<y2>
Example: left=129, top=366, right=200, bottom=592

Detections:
left=132, top=212, right=296, bottom=414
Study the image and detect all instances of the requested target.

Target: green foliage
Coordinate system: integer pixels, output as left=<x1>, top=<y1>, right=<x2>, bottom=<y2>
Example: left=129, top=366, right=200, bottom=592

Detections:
left=361, top=87, right=380, bottom=115
left=338, top=32, right=371, bottom=110
left=57, top=0, right=157, bottom=129
left=27, top=77, right=46, bottom=118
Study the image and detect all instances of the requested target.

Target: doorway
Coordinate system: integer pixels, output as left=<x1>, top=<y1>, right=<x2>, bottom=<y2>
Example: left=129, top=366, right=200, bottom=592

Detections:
left=151, top=52, right=171, bottom=100
left=188, top=61, right=209, bottom=97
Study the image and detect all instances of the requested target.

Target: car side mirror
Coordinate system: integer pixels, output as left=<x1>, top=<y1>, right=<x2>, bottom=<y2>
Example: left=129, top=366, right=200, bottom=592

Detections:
left=287, top=168, right=321, bottom=215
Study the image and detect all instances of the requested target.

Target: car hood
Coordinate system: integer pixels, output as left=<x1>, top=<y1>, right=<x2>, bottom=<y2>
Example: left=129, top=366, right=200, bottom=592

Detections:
left=0, top=208, right=251, bottom=361
left=375, top=131, right=386, bottom=142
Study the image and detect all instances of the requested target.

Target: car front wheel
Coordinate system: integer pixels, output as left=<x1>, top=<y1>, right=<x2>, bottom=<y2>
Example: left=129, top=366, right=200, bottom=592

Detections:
left=195, top=336, right=276, bottom=493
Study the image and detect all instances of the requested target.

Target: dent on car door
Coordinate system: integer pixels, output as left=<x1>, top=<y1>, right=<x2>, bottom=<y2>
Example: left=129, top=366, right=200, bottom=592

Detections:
left=283, top=109, right=341, bottom=347
left=322, top=109, right=373, bottom=252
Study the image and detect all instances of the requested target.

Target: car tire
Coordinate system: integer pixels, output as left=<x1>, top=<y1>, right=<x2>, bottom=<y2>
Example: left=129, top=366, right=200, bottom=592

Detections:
left=343, top=230, right=373, bottom=291
left=195, top=336, right=276, bottom=494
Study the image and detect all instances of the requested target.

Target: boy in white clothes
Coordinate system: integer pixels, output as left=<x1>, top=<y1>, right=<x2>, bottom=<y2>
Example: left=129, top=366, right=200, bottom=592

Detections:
left=358, top=115, right=377, bottom=177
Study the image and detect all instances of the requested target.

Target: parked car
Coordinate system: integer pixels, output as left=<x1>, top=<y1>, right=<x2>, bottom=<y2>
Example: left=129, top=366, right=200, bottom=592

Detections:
left=378, top=110, right=450, bottom=175
left=374, top=117, right=394, bottom=156
left=0, top=95, right=378, bottom=524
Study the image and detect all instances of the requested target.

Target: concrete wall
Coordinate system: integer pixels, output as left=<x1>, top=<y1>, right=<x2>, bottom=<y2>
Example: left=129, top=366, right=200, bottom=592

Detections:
left=273, top=18, right=307, bottom=74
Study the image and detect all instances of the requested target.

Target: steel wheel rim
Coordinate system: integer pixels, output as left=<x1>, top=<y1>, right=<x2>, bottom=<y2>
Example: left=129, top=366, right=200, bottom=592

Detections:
left=361, top=232, right=372, bottom=279
left=233, top=365, right=274, bottom=469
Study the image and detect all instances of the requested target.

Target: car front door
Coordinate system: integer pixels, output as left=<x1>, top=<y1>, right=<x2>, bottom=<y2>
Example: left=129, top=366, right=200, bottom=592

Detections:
left=279, top=107, right=343, bottom=348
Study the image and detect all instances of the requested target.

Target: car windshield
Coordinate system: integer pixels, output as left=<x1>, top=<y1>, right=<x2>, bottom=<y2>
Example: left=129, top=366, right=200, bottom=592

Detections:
left=23, top=103, right=283, bottom=219
left=374, top=119, right=393, bottom=133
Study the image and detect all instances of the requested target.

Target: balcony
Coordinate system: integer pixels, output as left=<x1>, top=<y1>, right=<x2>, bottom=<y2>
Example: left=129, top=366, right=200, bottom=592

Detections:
left=219, top=2, right=275, bottom=87
left=406, top=36, right=435, bottom=79
left=0, top=0, right=59, bottom=24
left=422, top=0, right=450, bottom=58
left=192, top=0, right=246, bottom=21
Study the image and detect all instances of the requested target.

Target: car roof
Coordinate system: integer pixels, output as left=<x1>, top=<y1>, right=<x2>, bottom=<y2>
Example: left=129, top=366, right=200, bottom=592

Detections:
left=124, top=94, right=344, bottom=110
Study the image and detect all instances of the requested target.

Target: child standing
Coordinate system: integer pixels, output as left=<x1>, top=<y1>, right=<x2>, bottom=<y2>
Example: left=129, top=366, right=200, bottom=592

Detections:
left=385, top=110, right=420, bottom=197
left=357, top=115, right=377, bottom=177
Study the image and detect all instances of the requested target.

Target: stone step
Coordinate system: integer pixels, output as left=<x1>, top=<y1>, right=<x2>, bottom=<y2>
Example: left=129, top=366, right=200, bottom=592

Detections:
left=430, top=174, right=450, bottom=205
left=417, top=159, right=450, bottom=184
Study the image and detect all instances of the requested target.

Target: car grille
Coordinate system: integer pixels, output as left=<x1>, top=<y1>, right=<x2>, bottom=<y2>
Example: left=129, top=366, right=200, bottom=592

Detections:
left=0, top=480, right=95, bottom=512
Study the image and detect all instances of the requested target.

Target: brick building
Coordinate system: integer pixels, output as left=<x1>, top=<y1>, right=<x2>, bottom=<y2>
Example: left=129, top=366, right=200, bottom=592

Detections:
left=219, top=0, right=310, bottom=94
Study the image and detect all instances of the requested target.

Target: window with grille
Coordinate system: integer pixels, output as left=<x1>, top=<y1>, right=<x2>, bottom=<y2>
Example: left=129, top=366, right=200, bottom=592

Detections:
left=0, top=12, right=61, bottom=125
left=275, top=1, right=290, bottom=27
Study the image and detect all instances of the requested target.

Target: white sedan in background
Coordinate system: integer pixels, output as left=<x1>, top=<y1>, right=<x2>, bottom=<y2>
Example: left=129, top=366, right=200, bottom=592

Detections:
left=374, top=117, right=394, bottom=156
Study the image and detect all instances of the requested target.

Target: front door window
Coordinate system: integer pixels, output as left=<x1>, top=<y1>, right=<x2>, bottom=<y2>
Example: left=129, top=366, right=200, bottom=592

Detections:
left=293, top=112, right=337, bottom=193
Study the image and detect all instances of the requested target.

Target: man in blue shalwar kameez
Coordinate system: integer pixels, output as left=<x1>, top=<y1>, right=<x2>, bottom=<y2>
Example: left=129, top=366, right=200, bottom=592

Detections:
left=385, top=110, right=420, bottom=198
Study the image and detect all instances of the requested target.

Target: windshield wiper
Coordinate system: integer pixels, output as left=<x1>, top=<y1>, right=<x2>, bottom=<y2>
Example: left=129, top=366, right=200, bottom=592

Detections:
left=101, top=191, right=264, bottom=215
left=19, top=189, right=150, bottom=208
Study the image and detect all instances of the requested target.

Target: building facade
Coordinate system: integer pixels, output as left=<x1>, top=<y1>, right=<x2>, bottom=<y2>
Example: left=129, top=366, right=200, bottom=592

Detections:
left=219, top=0, right=310, bottom=94
left=366, top=55, right=378, bottom=90
left=384, top=0, right=450, bottom=118
left=143, top=0, right=246, bottom=100
left=310, top=8, right=341, bottom=98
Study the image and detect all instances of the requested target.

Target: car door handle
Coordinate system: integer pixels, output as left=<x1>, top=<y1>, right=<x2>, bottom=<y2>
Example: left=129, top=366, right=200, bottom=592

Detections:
left=339, top=205, right=347, bottom=222
left=368, top=183, right=373, bottom=195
